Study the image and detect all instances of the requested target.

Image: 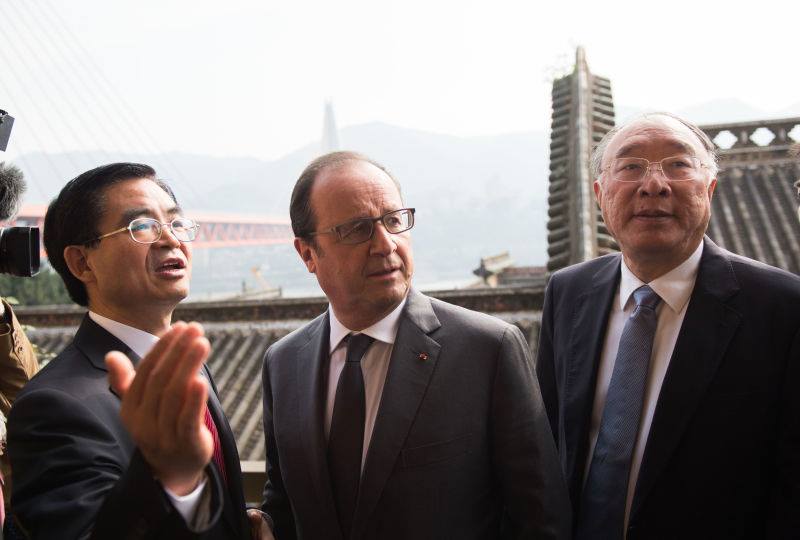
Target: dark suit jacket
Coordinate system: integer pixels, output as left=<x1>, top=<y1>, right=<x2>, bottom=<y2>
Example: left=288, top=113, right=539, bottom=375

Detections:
left=7, top=316, right=250, bottom=540
left=537, top=237, right=800, bottom=539
left=261, top=289, right=571, bottom=540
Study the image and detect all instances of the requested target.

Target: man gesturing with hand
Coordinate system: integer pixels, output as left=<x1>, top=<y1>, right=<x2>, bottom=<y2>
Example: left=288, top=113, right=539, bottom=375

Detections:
left=106, top=322, right=214, bottom=498
left=8, top=163, right=250, bottom=539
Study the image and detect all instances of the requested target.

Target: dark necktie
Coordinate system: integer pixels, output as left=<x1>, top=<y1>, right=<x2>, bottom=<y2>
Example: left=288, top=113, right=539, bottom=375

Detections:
left=204, top=405, right=228, bottom=486
left=328, top=333, right=375, bottom=539
left=577, top=285, right=661, bottom=540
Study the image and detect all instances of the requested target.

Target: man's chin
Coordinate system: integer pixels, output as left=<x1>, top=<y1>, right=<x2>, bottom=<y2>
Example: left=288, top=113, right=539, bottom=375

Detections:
left=164, top=284, right=190, bottom=303
left=370, top=283, right=409, bottom=310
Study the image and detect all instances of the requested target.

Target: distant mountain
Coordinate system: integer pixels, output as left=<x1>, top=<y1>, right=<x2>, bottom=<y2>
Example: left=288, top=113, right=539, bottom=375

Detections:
left=13, top=100, right=792, bottom=296
left=776, top=102, right=800, bottom=118
left=616, top=98, right=800, bottom=127
left=203, top=122, right=552, bottom=286
left=14, top=123, right=551, bottom=293
left=676, top=98, right=767, bottom=125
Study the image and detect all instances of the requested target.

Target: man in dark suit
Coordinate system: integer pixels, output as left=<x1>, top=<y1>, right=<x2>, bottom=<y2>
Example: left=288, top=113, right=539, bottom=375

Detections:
left=537, top=113, right=800, bottom=539
left=7, top=163, right=251, bottom=539
left=258, top=151, right=571, bottom=540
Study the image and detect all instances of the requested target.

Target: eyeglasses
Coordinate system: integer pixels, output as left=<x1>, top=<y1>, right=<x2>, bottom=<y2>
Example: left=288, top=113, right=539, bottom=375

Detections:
left=89, top=217, right=200, bottom=245
left=308, top=208, right=415, bottom=245
left=602, top=155, right=710, bottom=183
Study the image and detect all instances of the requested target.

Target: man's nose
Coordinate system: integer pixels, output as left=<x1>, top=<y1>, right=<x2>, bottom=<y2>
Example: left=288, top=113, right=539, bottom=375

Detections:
left=369, top=221, right=397, bottom=256
left=639, top=164, right=671, bottom=196
left=157, top=225, right=183, bottom=247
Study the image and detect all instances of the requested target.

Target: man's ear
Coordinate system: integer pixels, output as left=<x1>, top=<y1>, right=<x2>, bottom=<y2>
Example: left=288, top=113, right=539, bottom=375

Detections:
left=707, top=177, right=717, bottom=201
left=63, top=245, right=95, bottom=285
left=294, top=237, right=317, bottom=274
left=593, top=179, right=603, bottom=205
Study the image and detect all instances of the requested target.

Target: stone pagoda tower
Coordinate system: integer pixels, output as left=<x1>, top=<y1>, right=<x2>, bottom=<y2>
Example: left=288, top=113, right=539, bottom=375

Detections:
left=546, top=47, right=617, bottom=273
left=321, top=100, right=341, bottom=153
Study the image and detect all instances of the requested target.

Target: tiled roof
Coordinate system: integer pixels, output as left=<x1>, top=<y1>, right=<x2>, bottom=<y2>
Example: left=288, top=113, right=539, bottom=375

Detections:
left=707, top=161, right=800, bottom=274
left=22, top=290, right=543, bottom=461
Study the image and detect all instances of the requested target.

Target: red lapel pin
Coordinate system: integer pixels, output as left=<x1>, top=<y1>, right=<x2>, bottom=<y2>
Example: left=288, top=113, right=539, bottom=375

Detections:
left=417, top=352, right=428, bottom=361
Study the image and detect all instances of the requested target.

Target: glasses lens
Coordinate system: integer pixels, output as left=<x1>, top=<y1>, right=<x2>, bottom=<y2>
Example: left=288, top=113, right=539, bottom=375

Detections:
left=337, top=219, right=373, bottom=244
left=611, top=158, right=648, bottom=182
left=170, top=218, right=198, bottom=242
left=129, top=218, right=161, bottom=243
left=661, top=156, right=700, bottom=181
left=383, top=209, right=414, bottom=233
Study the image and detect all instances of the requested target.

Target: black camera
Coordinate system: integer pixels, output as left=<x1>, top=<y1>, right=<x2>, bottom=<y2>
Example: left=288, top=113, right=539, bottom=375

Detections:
left=0, top=109, right=40, bottom=277
left=0, top=227, right=39, bottom=277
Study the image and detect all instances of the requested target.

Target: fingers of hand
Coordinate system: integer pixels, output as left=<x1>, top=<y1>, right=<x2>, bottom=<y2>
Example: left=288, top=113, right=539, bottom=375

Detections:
left=140, top=322, right=207, bottom=425
left=125, top=321, right=189, bottom=407
left=156, top=333, right=211, bottom=437
left=105, top=350, right=135, bottom=399
left=176, top=376, right=213, bottom=463
left=246, top=510, right=274, bottom=540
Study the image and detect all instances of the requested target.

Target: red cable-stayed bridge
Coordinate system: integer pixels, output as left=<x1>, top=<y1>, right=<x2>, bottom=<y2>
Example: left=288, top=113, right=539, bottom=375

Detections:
left=6, top=205, right=294, bottom=252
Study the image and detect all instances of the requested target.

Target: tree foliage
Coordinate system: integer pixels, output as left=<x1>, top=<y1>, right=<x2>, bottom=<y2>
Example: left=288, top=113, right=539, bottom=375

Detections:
left=0, top=263, right=72, bottom=306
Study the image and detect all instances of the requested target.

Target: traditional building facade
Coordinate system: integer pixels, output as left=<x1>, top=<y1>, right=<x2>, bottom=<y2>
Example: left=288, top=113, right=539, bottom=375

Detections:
left=546, top=47, right=617, bottom=273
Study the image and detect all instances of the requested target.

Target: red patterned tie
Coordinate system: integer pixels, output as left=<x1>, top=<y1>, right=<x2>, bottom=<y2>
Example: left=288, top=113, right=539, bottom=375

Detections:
left=203, top=406, right=228, bottom=486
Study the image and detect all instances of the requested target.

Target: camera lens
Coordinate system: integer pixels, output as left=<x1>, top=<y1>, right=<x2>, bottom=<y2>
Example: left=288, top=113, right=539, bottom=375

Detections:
left=0, top=227, right=40, bottom=277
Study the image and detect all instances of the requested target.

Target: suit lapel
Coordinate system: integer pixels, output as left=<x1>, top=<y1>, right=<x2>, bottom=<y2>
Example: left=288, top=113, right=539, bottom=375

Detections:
left=351, top=290, right=441, bottom=539
left=72, top=316, right=140, bottom=398
left=631, top=237, right=741, bottom=518
left=562, top=256, right=619, bottom=503
left=293, top=313, right=342, bottom=530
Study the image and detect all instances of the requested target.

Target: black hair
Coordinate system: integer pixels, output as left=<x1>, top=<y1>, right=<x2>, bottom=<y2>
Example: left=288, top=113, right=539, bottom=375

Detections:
left=44, top=162, right=176, bottom=306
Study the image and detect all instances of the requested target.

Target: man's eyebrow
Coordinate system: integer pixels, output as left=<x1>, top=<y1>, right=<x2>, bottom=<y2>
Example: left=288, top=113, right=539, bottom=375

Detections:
left=119, top=207, right=151, bottom=226
left=615, top=140, right=694, bottom=158
left=118, top=205, right=182, bottom=226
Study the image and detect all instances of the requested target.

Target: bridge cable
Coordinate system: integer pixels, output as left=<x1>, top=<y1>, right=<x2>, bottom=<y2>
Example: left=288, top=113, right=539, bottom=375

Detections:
left=35, top=0, right=204, bottom=208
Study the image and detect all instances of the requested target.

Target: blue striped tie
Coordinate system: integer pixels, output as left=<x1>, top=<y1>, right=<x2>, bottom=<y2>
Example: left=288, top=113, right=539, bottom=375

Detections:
left=577, top=285, right=661, bottom=539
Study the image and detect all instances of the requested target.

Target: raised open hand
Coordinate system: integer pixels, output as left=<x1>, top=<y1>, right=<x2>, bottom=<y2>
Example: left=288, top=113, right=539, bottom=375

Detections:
left=106, top=321, right=213, bottom=495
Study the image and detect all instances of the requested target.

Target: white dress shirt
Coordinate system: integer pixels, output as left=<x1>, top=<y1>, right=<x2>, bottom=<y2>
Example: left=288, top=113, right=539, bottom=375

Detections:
left=325, top=297, right=407, bottom=469
left=584, top=241, right=703, bottom=529
left=88, top=312, right=209, bottom=527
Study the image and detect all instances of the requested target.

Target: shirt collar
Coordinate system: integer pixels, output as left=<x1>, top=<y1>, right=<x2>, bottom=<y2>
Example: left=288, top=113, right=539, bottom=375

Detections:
left=619, top=241, right=704, bottom=314
left=88, top=311, right=160, bottom=359
left=328, top=296, right=408, bottom=354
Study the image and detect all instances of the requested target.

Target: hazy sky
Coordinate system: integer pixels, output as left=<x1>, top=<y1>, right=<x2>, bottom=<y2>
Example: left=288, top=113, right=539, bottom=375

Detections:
left=1, top=0, right=798, bottom=161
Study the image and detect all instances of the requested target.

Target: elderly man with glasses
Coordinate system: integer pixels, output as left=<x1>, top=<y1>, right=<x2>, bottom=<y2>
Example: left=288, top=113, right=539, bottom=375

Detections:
left=7, top=163, right=253, bottom=539
left=537, top=113, right=800, bottom=539
left=254, top=151, right=571, bottom=539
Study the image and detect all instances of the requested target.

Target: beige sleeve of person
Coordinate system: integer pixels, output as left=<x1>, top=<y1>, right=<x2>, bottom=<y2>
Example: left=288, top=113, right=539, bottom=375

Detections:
left=0, top=299, right=39, bottom=417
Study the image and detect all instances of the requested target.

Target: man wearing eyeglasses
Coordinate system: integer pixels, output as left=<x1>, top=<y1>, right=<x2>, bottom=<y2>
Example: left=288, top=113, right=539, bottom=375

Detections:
left=537, top=113, right=800, bottom=539
left=255, top=151, right=570, bottom=539
left=7, top=163, right=251, bottom=539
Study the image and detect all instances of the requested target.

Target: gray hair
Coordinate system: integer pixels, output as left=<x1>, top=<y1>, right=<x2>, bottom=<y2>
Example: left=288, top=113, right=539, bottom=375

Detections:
left=590, top=111, right=719, bottom=180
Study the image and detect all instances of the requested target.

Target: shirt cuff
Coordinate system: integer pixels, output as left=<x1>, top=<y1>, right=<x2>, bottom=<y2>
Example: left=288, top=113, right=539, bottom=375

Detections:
left=163, top=476, right=211, bottom=531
